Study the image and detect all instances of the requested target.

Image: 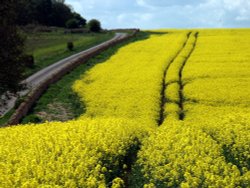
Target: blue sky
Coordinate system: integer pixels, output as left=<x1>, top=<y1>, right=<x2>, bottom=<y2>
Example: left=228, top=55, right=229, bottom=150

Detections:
left=66, top=0, right=250, bottom=29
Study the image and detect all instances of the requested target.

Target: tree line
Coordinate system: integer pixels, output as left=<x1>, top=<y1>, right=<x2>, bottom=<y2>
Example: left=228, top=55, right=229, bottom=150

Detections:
left=0, top=0, right=101, bottom=95
left=16, top=0, right=86, bottom=28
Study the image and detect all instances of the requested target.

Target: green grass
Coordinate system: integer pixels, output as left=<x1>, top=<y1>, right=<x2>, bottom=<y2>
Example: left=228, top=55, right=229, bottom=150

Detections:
left=0, top=109, right=15, bottom=127
left=21, top=31, right=150, bottom=124
left=0, top=31, right=113, bottom=126
left=24, top=31, right=114, bottom=77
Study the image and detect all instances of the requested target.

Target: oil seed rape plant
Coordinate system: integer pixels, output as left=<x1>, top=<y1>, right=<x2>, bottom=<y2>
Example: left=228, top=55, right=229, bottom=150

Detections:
left=133, top=29, right=250, bottom=187
left=73, top=32, right=189, bottom=125
left=181, top=30, right=250, bottom=180
left=183, top=29, right=250, bottom=118
left=164, top=32, right=198, bottom=120
left=0, top=118, right=150, bottom=187
left=0, top=31, right=190, bottom=187
left=136, top=120, right=249, bottom=188
left=0, top=29, right=249, bottom=187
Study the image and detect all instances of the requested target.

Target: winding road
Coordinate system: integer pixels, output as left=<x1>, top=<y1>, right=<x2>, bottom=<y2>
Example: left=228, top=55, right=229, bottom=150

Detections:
left=24, top=33, right=127, bottom=87
left=0, top=33, right=128, bottom=117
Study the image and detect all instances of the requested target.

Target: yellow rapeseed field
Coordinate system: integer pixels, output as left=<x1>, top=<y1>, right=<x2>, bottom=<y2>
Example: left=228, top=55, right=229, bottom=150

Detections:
left=0, top=118, right=146, bottom=187
left=0, top=29, right=249, bottom=187
left=135, top=29, right=250, bottom=187
left=72, top=32, right=188, bottom=125
left=137, top=119, right=249, bottom=188
left=183, top=29, right=250, bottom=118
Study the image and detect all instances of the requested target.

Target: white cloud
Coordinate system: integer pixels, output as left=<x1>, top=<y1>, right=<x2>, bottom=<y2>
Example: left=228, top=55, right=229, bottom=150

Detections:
left=66, top=0, right=250, bottom=29
left=222, top=0, right=250, bottom=21
left=136, top=0, right=147, bottom=7
left=136, top=0, right=208, bottom=7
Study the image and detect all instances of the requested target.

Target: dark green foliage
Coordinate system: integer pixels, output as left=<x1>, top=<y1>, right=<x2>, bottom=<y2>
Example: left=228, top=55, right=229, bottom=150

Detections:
left=22, top=114, right=42, bottom=124
left=88, top=19, right=102, bottom=32
left=35, top=0, right=53, bottom=25
left=67, top=41, right=74, bottom=51
left=0, top=0, right=25, bottom=94
left=22, top=54, right=35, bottom=68
left=16, top=0, right=87, bottom=28
left=72, top=13, right=86, bottom=27
left=16, top=0, right=52, bottom=25
left=66, top=19, right=79, bottom=29
left=50, top=1, right=73, bottom=27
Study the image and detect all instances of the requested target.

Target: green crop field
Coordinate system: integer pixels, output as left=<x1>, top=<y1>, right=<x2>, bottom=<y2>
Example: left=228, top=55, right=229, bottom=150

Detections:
left=0, top=29, right=249, bottom=187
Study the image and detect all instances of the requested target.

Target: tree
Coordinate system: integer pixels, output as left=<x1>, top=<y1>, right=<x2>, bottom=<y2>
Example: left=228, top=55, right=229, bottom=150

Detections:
left=0, top=0, right=25, bottom=94
left=16, top=0, right=34, bottom=25
left=15, top=0, right=86, bottom=28
left=35, top=0, right=53, bottom=25
left=72, top=13, right=86, bottom=27
left=52, top=0, right=65, bottom=3
left=66, top=19, right=79, bottom=29
left=16, top=0, right=52, bottom=26
left=88, top=19, right=102, bottom=32
left=50, top=1, right=73, bottom=27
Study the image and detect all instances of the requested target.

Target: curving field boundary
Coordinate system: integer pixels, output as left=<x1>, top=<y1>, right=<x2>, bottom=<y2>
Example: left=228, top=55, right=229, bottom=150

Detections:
left=7, top=30, right=139, bottom=126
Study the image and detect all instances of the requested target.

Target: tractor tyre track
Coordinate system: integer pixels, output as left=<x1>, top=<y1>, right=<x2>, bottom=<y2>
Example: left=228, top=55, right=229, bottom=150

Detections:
left=158, top=32, right=191, bottom=125
left=179, top=32, right=199, bottom=120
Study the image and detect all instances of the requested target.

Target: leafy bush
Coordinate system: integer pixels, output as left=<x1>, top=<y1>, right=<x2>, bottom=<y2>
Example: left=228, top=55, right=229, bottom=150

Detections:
left=66, top=18, right=79, bottom=29
left=21, top=114, right=42, bottom=124
left=88, top=19, right=101, bottom=32
left=67, top=41, right=74, bottom=51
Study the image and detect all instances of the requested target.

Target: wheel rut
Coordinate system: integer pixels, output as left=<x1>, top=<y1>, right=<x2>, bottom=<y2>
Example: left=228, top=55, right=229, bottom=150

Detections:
left=159, top=31, right=199, bottom=124
left=179, top=32, right=199, bottom=120
left=112, top=32, right=199, bottom=187
left=158, top=32, right=192, bottom=125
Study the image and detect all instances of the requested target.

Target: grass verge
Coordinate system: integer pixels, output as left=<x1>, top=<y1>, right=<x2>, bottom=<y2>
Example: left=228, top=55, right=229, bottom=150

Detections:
left=0, top=32, right=113, bottom=126
left=21, top=31, right=150, bottom=124
left=0, top=109, right=15, bottom=127
left=24, top=31, right=114, bottom=77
